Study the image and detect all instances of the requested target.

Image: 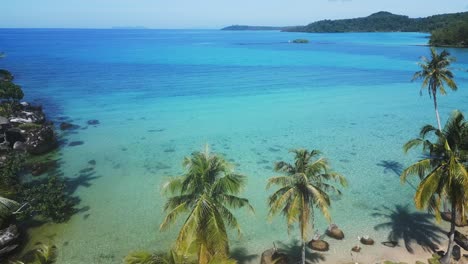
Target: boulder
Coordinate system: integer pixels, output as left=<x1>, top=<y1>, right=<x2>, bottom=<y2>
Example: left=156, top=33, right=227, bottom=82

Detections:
left=453, top=245, right=461, bottom=261
left=326, top=224, right=344, bottom=240
left=441, top=211, right=468, bottom=227
left=25, top=125, right=58, bottom=155
left=13, top=141, right=26, bottom=151
left=360, top=236, right=375, bottom=245
left=5, top=128, right=25, bottom=146
left=260, top=248, right=288, bottom=264
left=0, top=225, right=19, bottom=257
left=0, top=116, right=9, bottom=126
left=59, top=122, right=79, bottom=131
left=308, top=239, right=329, bottom=252
left=351, top=245, right=361, bottom=253
left=453, top=230, right=468, bottom=250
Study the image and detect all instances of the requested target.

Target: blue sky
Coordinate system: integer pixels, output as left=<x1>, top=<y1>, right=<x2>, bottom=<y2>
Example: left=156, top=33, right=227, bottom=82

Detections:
left=1, top=0, right=467, bottom=29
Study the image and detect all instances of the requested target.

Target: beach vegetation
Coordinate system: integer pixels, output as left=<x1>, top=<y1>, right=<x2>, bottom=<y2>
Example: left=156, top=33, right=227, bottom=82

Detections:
left=267, top=149, right=346, bottom=264
left=160, top=146, right=253, bottom=264
left=401, top=110, right=468, bottom=264
left=412, top=48, right=457, bottom=131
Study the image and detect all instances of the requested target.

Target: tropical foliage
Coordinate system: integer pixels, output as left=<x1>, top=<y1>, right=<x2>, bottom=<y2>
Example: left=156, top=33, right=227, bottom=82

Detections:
left=9, top=243, right=57, bottom=264
left=412, top=47, right=457, bottom=131
left=430, top=21, right=468, bottom=47
left=284, top=11, right=468, bottom=34
left=160, top=147, right=253, bottom=264
left=267, top=149, right=346, bottom=264
left=401, top=110, right=468, bottom=264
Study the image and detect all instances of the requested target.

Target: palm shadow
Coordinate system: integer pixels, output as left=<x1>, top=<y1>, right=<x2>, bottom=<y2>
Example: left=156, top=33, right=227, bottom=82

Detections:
left=275, top=239, right=325, bottom=264
left=377, top=160, right=417, bottom=190
left=230, top=247, right=258, bottom=264
left=372, top=204, right=444, bottom=253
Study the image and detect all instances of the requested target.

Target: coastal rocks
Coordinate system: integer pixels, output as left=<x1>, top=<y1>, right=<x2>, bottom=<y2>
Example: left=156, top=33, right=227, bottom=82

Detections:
left=360, top=236, right=375, bottom=245
left=308, top=239, right=329, bottom=252
left=453, top=230, right=468, bottom=250
left=25, top=125, right=58, bottom=155
left=9, top=105, right=46, bottom=124
left=5, top=128, right=25, bottom=147
left=12, top=141, right=26, bottom=151
left=382, top=241, right=398, bottom=248
left=326, top=224, right=344, bottom=240
left=59, top=122, right=79, bottom=131
left=68, top=141, right=84, bottom=147
left=0, top=225, right=19, bottom=257
left=260, top=248, right=288, bottom=264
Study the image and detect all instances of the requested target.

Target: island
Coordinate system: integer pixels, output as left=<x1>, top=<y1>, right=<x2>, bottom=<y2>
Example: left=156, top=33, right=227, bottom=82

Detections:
left=222, top=11, right=468, bottom=47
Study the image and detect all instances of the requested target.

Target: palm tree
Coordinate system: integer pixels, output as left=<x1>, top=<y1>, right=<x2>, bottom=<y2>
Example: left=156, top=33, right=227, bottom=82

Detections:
left=267, top=149, right=347, bottom=264
left=160, top=147, right=253, bottom=264
left=401, top=110, right=468, bottom=264
left=413, top=47, right=457, bottom=131
left=0, top=195, right=19, bottom=224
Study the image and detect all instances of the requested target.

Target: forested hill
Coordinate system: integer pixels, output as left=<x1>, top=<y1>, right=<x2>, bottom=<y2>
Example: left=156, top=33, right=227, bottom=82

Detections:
left=283, top=11, right=468, bottom=33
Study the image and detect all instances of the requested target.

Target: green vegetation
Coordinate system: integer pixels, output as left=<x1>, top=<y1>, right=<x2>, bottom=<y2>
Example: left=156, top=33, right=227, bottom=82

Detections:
left=284, top=11, right=468, bottom=34
left=267, top=149, right=346, bottom=264
left=160, top=147, right=253, bottom=264
left=0, top=54, right=24, bottom=115
left=18, top=123, right=43, bottom=131
left=401, top=110, right=468, bottom=264
left=430, top=21, right=468, bottom=47
left=291, top=39, right=309, bottom=44
left=412, top=48, right=457, bottom=130
left=9, top=243, right=58, bottom=264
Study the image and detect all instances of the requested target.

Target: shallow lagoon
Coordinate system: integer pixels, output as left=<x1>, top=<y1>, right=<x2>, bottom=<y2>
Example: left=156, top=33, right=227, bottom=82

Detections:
left=1, top=29, right=468, bottom=263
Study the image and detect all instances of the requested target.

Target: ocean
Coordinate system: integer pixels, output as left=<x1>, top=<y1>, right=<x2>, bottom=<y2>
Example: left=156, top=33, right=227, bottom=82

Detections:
left=1, top=29, right=468, bottom=263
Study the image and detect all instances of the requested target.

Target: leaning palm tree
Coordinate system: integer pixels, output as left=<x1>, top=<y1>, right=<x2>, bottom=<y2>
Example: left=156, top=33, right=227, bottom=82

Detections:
left=0, top=195, right=19, bottom=224
left=160, top=147, right=253, bottom=264
left=267, top=149, right=346, bottom=264
left=401, top=110, right=468, bottom=264
left=413, top=47, right=457, bottom=131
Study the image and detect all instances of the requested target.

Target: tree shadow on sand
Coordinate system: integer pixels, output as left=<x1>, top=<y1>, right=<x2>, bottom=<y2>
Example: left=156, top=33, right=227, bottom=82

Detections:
left=372, top=204, right=444, bottom=253
left=275, top=239, right=325, bottom=264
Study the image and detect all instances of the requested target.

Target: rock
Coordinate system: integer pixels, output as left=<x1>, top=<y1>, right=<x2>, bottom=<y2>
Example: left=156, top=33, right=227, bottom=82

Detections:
left=453, top=230, right=468, bottom=250
left=88, top=160, right=96, bottom=166
left=87, top=119, right=100, bottom=125
left=0, top=225, right=19, bottom=257
left=453, top=245, right=461, bottom=261
left=351, top=245, right=361, bottom=252
left=360, top=236, right=375, bottom=245
left=5, top=128, right=25, bottom=147
left=68, top=141, right=84, bottom=147
left=30, top=160, right=57, bottom=176
left=260, top=248, right=288, bottom=264
left=60, top=122, right=75, bottom=130
left=25, top=125, right=58, bottom=155
left=382, top=241, right=398, bottom=247
left=0, top=116, right=9, bottom=126
left=308, top=239, right=329, bottom=252
left=442, top=211, right=468, bottom=227
left=13, top=141, right=26, bottom=151
left=326, top=224, right=344, bottom=240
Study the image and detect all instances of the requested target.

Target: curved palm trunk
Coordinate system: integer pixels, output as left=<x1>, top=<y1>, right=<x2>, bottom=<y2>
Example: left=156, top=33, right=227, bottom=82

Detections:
left=440, top=203, right=456, bottom=264
left=432, top=90, right=442, bottom=131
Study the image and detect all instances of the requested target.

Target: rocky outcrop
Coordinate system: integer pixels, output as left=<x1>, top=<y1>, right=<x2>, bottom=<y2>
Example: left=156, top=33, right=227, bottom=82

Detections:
left=326, top=224, right=344, bottom=240
left=24, top=124, right=57, bottom=155
left=0, top=225, right=19, bottom=257
left=260, top=248, right=288, bottom=264
left=442, top=211, right=468, bottom=227
left=308, top=239, right=329, bottom=252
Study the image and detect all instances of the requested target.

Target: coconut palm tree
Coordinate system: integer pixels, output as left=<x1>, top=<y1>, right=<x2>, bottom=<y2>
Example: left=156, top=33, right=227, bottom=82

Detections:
left=401, top=110, right=468, bottom=264
left=267, top=149, right=347, bottom=264
left=160, top=147, right=253, bottom=264
left=413, top=47, right=458, bottom=131
left=0, top=195, right=19, bottom=224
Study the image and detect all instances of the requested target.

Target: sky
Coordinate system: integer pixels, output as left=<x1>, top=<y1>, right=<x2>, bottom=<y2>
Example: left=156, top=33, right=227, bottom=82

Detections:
left=1, top=0, right=468, bottom=29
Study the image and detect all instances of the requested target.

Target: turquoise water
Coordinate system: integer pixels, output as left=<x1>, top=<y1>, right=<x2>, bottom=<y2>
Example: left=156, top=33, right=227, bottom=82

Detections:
left=1, top=29, right=468, bottom=263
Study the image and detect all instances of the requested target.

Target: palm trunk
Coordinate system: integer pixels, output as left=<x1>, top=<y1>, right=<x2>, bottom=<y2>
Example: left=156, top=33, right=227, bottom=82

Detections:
left=433, top=91, right=442, bottom=131
left=440, top=203, right=456, bottom=264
